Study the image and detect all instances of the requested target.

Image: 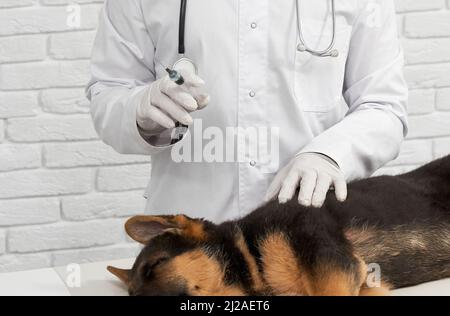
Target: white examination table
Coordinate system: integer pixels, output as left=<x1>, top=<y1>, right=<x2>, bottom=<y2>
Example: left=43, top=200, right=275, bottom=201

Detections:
left=0, top=259, right=449, bottom=296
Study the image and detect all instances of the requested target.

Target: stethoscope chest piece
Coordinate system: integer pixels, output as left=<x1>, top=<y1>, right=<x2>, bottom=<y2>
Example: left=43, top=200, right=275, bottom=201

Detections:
left=174, top=0, right=198, bottom=75
left=173, top=57, right=198, bottom=74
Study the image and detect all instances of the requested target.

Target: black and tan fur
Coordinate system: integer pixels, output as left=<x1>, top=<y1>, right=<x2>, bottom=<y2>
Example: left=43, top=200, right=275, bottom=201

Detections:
left=109, top=155, right=450, bottom=296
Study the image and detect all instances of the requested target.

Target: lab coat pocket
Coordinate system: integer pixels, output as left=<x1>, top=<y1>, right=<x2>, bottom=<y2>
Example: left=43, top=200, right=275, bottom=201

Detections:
left=294, top=19, right=352, bottom=113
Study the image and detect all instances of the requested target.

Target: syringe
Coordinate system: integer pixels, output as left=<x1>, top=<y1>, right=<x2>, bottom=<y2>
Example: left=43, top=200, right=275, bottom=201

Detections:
left=165, top=68, right=188, bottom=144
left=165, top=68, right=185, bottom=85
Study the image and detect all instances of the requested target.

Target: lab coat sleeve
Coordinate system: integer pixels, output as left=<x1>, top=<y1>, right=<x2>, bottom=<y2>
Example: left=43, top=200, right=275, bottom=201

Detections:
left=300, top=0, right=408, bottom=181
left=86, top=0, right=166, bottom=155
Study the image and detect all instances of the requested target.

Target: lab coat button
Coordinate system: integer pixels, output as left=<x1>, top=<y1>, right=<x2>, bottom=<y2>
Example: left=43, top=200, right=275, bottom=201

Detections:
left=249, top=91, right=256, bottom=97
left=251, top=22, right=257, bottom=29
left=250, top=160, right=257, bottom=167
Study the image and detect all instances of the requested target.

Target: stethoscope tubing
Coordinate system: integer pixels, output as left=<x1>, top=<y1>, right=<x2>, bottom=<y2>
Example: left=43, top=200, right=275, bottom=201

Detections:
left=178, top=0, right=187, bottom=55
left=178, top=0, right=337, bottom=59
left=171, top=0, right=338, bottom=143
left=296, top=0, right=338, bottom=57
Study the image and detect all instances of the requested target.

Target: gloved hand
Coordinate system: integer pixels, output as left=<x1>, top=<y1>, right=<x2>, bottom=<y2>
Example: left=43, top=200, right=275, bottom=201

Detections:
left=264, top=153, right=347, bottom=208
left=136, top=69, right=210, bottom=134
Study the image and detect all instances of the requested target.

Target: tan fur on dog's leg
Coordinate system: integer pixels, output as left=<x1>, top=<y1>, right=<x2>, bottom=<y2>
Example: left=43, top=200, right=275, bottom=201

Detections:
left=311, top=271, right=361, bottom=296
left=309, top=256, right=367, bottom=296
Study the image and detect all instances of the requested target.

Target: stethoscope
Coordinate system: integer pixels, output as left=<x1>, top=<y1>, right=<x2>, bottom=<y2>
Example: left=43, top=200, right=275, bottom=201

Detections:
left=172, top=0, right=197, bottom=74
left=175, top=0, right=339, bottom=64
left=296, top=0, right=339, bottom=58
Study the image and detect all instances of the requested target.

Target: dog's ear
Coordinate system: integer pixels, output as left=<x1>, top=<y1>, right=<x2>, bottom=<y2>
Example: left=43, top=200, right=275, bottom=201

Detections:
left=125, top=215, right=207, bottom=244
left=107, top=266, right=131, bottom=285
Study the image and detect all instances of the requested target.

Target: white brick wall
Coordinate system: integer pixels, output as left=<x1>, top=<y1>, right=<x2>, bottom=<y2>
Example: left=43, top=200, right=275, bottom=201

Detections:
left=0, top=0, right=146, bottom=273
left=0, top=0, right=449, bottom=273
left=374, top=0, right=450, bottom=176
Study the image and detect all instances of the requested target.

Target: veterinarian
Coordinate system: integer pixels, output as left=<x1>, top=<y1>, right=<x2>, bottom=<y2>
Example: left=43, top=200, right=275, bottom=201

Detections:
left=87, top=0, right=408, bottom=223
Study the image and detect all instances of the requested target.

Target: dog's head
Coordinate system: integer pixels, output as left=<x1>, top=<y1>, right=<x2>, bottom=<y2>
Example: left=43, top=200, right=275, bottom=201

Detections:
left=108, top=215, right=249, bottom=296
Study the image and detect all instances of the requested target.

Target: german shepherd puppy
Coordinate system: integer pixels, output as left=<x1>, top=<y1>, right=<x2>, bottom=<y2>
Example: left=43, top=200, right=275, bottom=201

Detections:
left=108, top=156, right=450, bottom=296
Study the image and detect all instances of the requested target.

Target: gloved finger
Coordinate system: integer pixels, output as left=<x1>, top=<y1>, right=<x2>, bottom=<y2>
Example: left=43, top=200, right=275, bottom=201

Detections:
left=194, top=93, right=210, bottom=109
left=144, top=105, right=176, bottom=130
left=311, top=174, right=332, bottom=208
left=180, top=71, right=206, bottom=89
left=264, top=164, right=291, bottom=202
left=333, top=176, right=348, bottom=202
left=152, top=92, right=193, bottom=126
left=159, top=79, right=198, bottom=111
left=298, top=170, right=318, bottom=207
left=181, top=80, right=210, bottom=110
left=170, top=90, right=199, bottom=112
left=179, top=71, right=210, bottom=108
left=278, top=169, right=301, bottom=204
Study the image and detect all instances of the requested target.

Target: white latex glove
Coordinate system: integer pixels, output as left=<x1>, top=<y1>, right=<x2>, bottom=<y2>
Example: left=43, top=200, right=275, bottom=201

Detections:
left=265, top=153, right=347, bottom=208
left=136, top=69, right=210, bottom=134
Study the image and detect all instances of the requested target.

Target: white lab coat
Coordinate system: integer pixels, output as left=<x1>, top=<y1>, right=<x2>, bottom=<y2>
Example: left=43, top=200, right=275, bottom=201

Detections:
left=86, top=0, right=408, bottom=223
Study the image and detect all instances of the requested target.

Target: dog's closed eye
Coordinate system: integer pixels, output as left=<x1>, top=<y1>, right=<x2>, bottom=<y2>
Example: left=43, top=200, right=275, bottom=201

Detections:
left=142, top=257, right=169, bottom=278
